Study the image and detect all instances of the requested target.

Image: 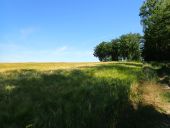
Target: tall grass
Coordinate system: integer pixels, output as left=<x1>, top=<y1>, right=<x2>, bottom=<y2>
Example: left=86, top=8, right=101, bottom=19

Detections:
left=0, top=62, right=142, bottom=128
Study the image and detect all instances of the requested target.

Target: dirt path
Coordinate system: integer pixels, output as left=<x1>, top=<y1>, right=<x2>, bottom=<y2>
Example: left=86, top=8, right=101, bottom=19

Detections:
left=141, top=83, right=170, bottom=114
left=117, top=82, right=170, bottom=128
left=118, top=63, right=170, bottom=128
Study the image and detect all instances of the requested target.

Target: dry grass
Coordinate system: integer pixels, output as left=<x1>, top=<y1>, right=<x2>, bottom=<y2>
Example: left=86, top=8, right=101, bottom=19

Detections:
left=140, top=83, right=170, bottom=114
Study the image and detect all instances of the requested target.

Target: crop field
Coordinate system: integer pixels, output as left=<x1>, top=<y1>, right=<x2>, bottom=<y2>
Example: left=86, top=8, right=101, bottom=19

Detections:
left=0, top=62, right=169, bottom=128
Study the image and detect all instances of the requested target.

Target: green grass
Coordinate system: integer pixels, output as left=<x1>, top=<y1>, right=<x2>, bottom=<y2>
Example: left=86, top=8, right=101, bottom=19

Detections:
left=0, top=62, right=143, bottom=128
left=162, top=92, right=170, bottom=103
left=0, top=62, right=169, bottom=128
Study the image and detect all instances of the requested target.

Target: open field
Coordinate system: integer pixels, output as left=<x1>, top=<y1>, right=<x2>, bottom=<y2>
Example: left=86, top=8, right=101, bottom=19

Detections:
left=0, top=62, right=169, bottom=128
left=0, top=62, right=102, bottom=72
left=0, top=62, right=142, bottom=72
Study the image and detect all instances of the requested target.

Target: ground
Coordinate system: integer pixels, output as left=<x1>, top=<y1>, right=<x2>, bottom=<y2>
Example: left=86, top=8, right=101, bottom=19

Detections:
left=0, top=62, right=169, bottom=128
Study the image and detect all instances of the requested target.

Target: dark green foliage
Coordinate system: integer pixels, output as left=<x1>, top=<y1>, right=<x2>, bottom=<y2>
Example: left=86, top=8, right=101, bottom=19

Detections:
left=119, top=33, right=142, bottom=61
left=111, top=39, right=120, bottom=61
left=93, top=42, right=113, bottom=61
left=94, top=33, right=142, bottom=61
left=140, top=0, right=170, bottom=61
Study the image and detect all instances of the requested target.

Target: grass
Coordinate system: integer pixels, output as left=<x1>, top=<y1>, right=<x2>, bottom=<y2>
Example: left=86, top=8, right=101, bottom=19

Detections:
left=0, top=62, right=101, bottom=72
left=0, top=62, right=169, bottom=128
left=163, top=92, right=170, bottom=103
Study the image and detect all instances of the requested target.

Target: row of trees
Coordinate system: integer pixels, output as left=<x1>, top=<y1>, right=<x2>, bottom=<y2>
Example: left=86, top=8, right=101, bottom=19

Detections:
left=94, top=0, right=170, bottom=62
left=93, top=33, right=142, bottom=61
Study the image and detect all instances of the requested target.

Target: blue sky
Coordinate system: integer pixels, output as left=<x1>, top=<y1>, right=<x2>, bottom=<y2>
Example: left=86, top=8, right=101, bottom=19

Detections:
left=0, top=0, right=144, bottom=62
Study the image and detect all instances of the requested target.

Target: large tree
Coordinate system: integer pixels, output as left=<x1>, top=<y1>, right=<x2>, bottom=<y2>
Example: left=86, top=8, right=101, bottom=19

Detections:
left=140, top=0, right=170, bottom=61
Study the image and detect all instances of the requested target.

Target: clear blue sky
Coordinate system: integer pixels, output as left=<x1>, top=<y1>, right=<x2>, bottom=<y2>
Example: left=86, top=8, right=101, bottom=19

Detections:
left=0, top=0, right=144, bottom=62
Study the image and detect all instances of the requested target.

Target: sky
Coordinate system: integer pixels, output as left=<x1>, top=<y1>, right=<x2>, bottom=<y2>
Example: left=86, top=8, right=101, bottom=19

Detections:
left=0, top=0, right=144, bottom=62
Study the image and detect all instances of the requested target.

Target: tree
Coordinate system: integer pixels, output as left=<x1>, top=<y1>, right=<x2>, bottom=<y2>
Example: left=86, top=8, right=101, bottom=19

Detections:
left=140, top=0, right=170, bottom=61
left=93, top=42, right=112, bottom=61
left=119, top=33, right=142, bottom=61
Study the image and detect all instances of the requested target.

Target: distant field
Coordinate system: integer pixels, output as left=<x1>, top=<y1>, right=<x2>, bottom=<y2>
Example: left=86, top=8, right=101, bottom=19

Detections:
left=0, top=62, right=169, bottom=128
left=0, top=62, right=111, bottom=72
left=0, top=62, right=142, bottom=72
left=0, top=62, right=100, bottom=72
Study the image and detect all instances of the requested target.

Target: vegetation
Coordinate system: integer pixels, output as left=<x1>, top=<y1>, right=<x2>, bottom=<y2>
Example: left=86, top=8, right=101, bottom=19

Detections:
left=93, top=33, right=142, bottom=61
left=93, top=42, right=113, bottom=61
left=1, top=0, right=170, bottom=127
left=163, top=92, right=170, bottom=103
left=94, top=0, right=170, bottom=62
left=0, top=62, right=169, bottom=128
left=0, top=62, right=140, bottom=128
left=140, top=0, right=170, bottom=61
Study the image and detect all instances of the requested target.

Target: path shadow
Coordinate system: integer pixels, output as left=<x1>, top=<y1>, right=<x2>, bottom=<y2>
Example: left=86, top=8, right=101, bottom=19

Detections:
left=117, top=104, right=170, bottom=128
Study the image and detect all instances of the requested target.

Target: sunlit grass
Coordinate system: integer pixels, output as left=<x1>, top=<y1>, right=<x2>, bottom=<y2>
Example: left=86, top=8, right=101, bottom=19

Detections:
left=0, top=62, right=102, bottom=72
left=0, top=61, right=142, bottom=72
left=4, top=85, right=16, bottom=91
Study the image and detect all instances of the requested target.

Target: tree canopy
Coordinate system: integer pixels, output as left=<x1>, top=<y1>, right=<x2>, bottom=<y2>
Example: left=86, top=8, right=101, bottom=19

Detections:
left=93, top=42, right=113, bottom=62
left=94, top=33, right=142, bottom=62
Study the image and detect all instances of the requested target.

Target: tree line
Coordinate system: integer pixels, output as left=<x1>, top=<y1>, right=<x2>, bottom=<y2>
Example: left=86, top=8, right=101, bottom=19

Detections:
left=94, top=0, right=170, bottom=62
left=93, top=33, right=142, bottom=61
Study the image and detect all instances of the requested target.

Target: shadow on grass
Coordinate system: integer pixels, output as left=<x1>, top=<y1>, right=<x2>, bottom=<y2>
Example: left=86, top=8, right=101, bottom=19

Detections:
left=157, top=64, right=170, bottom=86
left=0, top=69, right=130, bottom=128
left=117, top=104, right=170, bottom=128
left=144, top=62, right=170, bottom=86
left=139, top=63, right=170, bottom=86
left=0, top=64, right=169, bottom=128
